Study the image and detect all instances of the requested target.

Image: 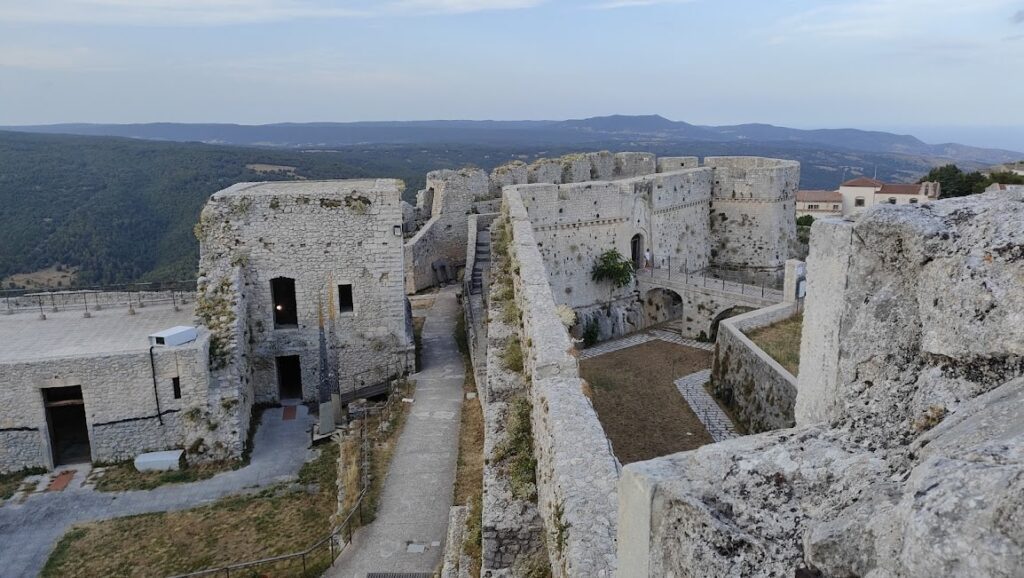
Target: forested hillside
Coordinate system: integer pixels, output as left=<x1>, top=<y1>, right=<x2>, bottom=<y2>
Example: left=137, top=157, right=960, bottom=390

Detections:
left=0, top=130, right=950, bottom=286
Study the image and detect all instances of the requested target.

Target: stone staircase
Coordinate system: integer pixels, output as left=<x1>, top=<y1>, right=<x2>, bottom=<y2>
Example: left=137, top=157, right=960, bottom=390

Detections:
left=470, top=230, right=491, bottom=295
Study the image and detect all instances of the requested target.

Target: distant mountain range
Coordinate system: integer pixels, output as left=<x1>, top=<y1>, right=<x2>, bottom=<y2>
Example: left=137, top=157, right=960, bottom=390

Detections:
left=6, top=115, right=1021, bottom=165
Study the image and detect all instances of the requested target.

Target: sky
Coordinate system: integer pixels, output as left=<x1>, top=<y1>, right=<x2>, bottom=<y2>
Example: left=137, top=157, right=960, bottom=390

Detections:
left=0, top=0, right=1022, bottom=149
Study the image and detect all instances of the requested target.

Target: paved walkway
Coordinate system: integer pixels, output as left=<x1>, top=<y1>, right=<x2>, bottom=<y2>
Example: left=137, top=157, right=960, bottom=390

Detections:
left=329, top=287, right=464, bottom=578
left=675, top=369, right=740, bottom=442
left=0, top=404, right=314, bottom=578
left=578, top=327, right=712, bottom=360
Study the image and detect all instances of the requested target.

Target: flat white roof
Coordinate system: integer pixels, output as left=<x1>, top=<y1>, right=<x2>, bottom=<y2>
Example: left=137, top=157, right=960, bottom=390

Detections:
left=0, top=303, right=199, bottom=363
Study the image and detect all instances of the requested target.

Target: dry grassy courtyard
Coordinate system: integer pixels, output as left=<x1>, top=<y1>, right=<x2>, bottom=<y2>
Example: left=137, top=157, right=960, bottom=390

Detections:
left=580, top=340, right=714, bottom=464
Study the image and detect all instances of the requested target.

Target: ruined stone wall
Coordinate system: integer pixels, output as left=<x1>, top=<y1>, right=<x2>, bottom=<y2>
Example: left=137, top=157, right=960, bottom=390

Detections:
left=617, top=191, right=1024, bottom=577
left=711, top=302, right=798, bottom=433
left=404, top=153, right=660, bottom=295
left=707, top=157, right=799, bottom=270
left=503, top=189, right=620, bottom=577
left=198, top=180, right=412, bottom=405
left=0, top=334, right=224, bottom=472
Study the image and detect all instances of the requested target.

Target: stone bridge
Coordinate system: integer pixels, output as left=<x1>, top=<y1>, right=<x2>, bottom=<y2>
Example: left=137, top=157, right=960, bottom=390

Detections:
left=637, top=267, right=783, bottom=340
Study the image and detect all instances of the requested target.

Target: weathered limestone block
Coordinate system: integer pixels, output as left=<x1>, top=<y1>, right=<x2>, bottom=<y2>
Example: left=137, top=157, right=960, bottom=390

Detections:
left=613, top=152, right=656, bottom=178
left=134, top=449, right=184, bottom=472
left=528, top=159, right=563, bottom=184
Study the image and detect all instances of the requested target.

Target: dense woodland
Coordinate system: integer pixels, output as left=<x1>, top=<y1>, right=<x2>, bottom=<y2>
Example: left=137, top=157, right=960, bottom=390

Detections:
left=0, top=130, right=980, bottom=287
left=919, top=164, right=1024, bottom=198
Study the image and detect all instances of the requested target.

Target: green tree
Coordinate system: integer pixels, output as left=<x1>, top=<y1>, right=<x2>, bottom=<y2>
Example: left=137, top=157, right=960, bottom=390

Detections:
left=591, top=249, right=635, bottom=288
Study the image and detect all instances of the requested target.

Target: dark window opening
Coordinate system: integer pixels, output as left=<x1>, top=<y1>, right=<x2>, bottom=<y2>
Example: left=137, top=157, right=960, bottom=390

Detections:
left=43, top=386, right=91, bottom=466
left=271, top=277, right=298, bottom=327
left=909, top=198, right=919, bottom=204
left=276, top=355, right=303, bottom=400
left=338, top=284, right=354, bottom=313
left=172, top=377, right=182, bottom=399
left=854, top=197, right=865, bottom=207
left=888, top=197, right=897, bottom=204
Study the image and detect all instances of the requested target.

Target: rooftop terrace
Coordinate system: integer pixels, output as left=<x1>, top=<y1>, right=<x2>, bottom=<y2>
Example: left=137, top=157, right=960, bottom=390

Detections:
left=0, top=303, right=199, bottom=363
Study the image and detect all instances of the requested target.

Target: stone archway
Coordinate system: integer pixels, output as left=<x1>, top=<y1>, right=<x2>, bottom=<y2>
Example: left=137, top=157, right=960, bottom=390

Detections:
left=643, top=288, right=683, bottom=328
left=709, top=306, right=755, bottom=342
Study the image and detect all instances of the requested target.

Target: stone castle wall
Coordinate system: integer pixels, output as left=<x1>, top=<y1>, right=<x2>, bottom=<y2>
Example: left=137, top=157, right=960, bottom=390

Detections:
left=616, top=191, right=1024, bottom=577
left=707, top=157, right=799, bottom=270
left=503, top=189, right=621, bottom=577
left=197, top=180, right=413, bottom=405
left=710, top=302, right=798, bottom=433
left=403, top=152, right=662, bottom=295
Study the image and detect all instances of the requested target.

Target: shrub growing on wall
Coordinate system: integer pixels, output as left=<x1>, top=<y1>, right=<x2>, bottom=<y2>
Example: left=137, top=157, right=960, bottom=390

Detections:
left=591, top=249, right=635, bottom=289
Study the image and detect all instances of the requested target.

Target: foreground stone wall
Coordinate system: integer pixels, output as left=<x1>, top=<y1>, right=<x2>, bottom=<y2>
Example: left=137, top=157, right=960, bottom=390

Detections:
left=711, top=302, right=798, bottom=433
left=617, top=191, right=1024, bottom=577
left=504, top=189, right=621, bottom=577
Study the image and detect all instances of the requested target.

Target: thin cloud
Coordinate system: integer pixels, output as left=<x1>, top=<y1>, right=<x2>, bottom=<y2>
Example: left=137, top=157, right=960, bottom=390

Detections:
left=0, top=0, right=546, bottom=26
left=783, top=0, right=1019, bottom=40
left=593, top=0, right=694, bottom=8
left=1014, top=9, right=1024, bottom=23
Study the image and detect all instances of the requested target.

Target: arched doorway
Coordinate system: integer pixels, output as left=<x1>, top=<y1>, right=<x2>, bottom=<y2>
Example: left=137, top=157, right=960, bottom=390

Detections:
left=630, top=234, right=644, bottom=269
left=643, top=288, right=683, bottom=327
left=709, top=306, right=755, bottom=342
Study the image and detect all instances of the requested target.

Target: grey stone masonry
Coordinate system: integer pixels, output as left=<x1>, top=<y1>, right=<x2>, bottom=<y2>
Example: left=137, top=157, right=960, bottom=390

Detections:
left=711, top=302, right=799, bottom=433
left=197, top=179, right=413, bottom=406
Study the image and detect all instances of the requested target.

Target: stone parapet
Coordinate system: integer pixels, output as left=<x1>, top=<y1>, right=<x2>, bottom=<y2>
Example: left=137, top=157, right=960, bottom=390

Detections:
left=711, top=302, right=799, bottom=433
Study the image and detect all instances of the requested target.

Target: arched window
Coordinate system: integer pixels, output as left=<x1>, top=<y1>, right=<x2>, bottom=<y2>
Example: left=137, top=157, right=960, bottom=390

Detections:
left=270, top=277, right=298, bottom=327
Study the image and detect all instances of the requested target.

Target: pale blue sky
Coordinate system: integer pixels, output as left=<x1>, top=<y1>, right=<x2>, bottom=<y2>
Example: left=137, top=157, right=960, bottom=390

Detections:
left=1, top=0, right=1022, bottom=146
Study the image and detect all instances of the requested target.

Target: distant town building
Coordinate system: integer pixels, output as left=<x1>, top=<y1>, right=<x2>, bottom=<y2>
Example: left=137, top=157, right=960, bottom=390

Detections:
left=795, top=190, right=842, bottom=218
left=835, top=177, right=939, bottom=217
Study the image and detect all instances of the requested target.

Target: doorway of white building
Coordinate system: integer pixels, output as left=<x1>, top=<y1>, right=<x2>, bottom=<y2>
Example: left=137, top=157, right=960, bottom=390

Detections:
left=43, top=386, right=91, bottom=466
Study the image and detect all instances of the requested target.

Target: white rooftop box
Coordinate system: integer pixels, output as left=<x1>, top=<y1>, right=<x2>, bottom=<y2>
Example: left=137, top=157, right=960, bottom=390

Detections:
left=149, top=326, right=198, bottom=347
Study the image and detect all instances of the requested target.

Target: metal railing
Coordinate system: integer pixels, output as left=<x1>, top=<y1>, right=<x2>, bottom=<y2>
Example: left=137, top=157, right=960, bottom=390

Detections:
left=638, top=256, right=784, bottom=301
left=1, top=280, right=197, bottom=316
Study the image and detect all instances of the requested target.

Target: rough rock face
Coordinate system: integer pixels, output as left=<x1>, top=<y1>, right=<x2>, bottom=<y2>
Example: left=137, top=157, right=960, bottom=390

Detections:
left=618, top=191, right=1024, bottom=577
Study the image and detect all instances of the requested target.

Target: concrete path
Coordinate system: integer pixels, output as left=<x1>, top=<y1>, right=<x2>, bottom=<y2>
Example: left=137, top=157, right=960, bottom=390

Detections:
left=0, top=404, right=314, bottom=578
left=675, top=369, right=740, bottom=442
left=329, top=287, right=464, bottom=578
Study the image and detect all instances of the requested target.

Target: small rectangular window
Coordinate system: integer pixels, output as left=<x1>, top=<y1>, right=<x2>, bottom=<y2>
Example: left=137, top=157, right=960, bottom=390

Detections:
left=338, top=284, right=354, bottom=313
left=855, top=197, right=865, bottom=207
left=172, top=377, right=181, bottom=399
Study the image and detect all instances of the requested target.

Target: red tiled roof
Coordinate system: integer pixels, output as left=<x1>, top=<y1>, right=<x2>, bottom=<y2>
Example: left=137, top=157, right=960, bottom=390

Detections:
left=841, top=177, right=884, bottom=187
left=878, top=184, right=922, bottom=195
left=796, top=190, right=842, bottom=202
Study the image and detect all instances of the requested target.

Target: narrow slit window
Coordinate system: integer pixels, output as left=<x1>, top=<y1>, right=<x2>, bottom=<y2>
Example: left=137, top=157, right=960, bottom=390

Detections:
left=172, top=377, right=181, bottom=399
left=271, top=277, right=298, bottom=327
left=338, top=284, right=354, bottom=313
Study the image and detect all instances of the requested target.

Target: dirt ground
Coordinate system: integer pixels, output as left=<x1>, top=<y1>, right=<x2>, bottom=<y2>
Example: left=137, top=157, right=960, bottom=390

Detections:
left=580, top=340, right=714, bottom=464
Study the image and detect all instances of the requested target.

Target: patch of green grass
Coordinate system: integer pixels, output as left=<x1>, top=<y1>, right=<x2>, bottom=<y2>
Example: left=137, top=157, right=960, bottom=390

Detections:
left=745, top=313, right=803, bottom=376
left=502, top=337, right=524, bottom=374
left=493, top=398, right=537, bottom=501
left=501, top=300, right=521, bottom=325
left=42, top=443, right=340, bottom=578
left=92, top=460, right=239, bottom=492
left=0, top=467, right=45, bottom=501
